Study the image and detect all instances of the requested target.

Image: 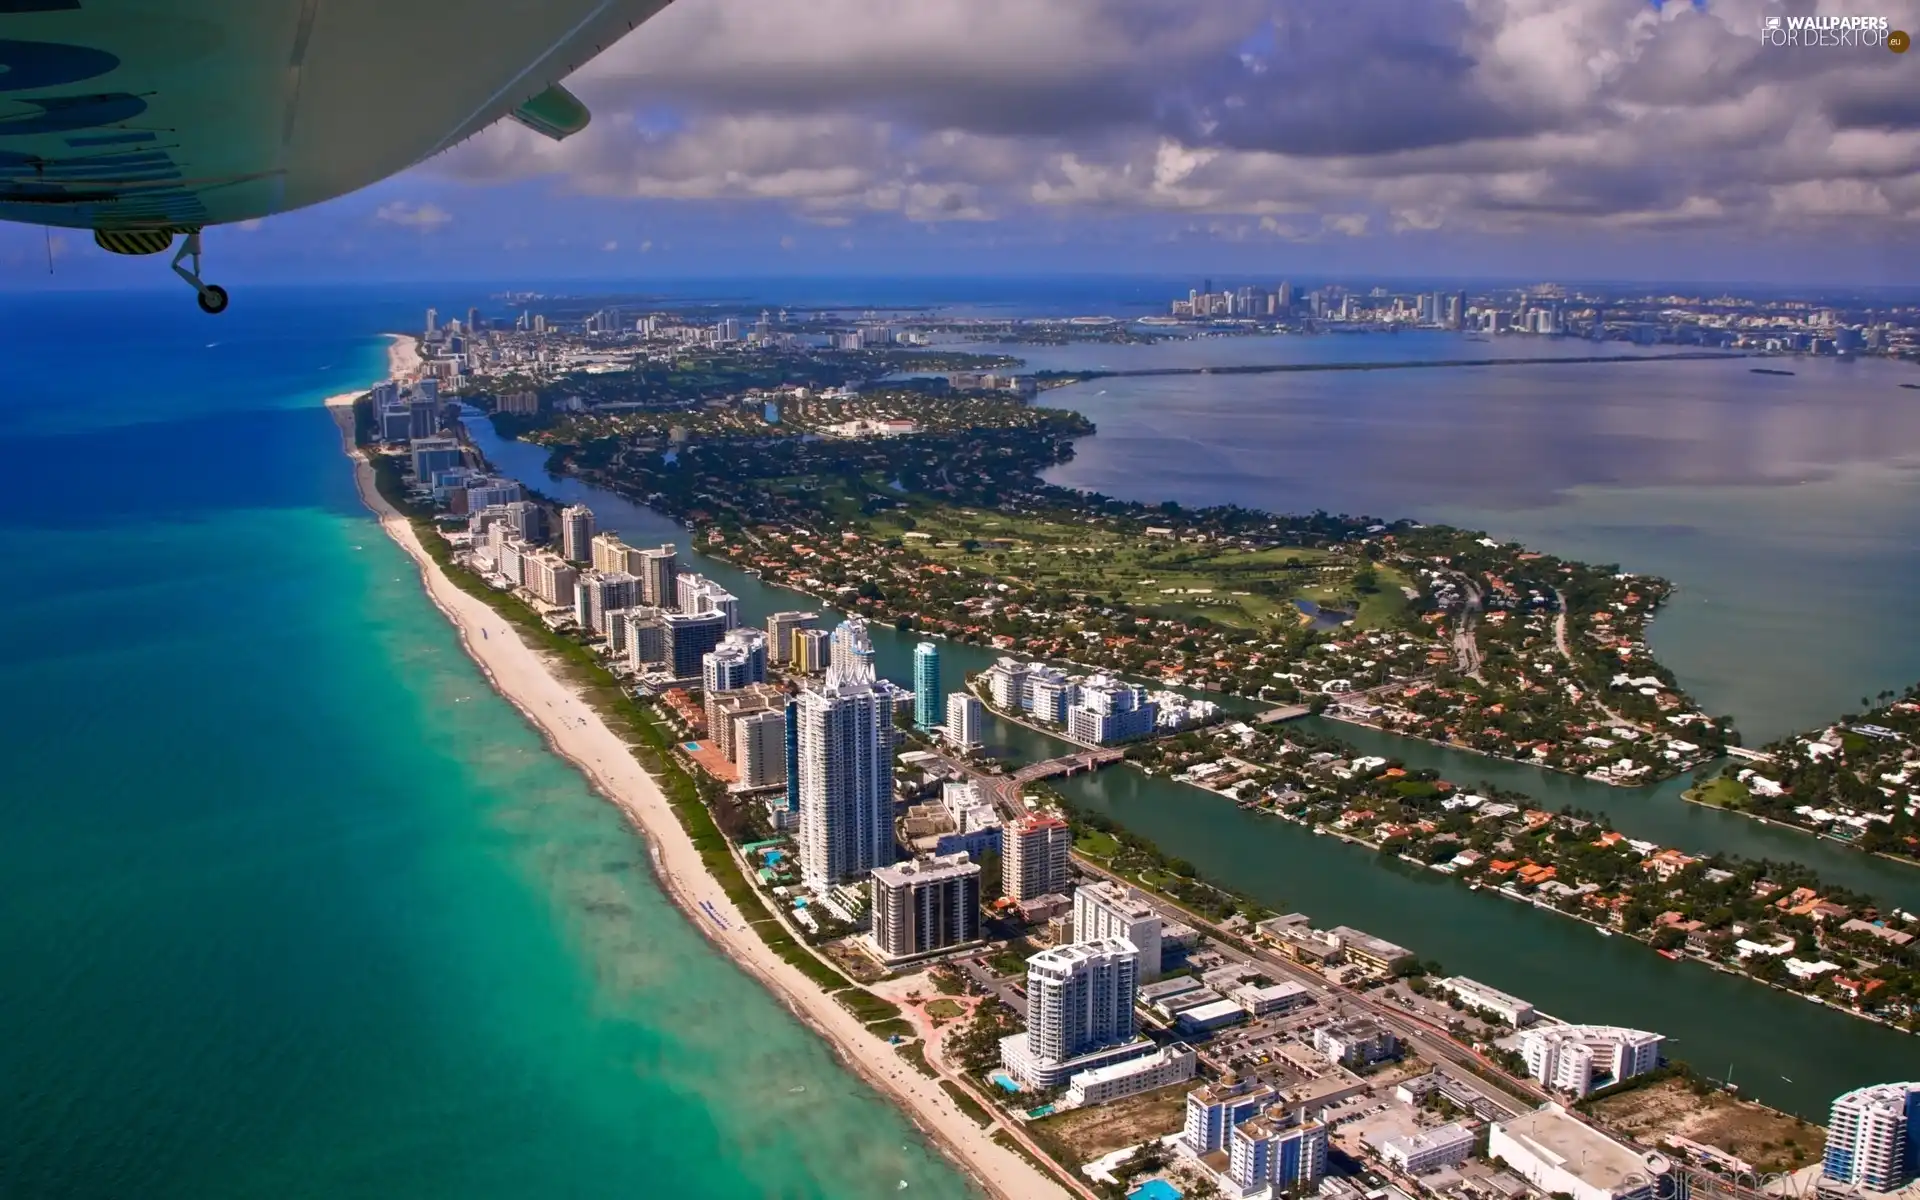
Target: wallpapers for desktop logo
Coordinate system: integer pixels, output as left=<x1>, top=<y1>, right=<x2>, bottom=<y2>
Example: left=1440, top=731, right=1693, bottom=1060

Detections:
left=1758, top=12, right=1907, bottom=51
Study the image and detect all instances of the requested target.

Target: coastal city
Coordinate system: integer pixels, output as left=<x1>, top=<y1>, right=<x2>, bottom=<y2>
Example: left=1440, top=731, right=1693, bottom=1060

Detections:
left=337, top=294, right=1920, bottom=1200
left=17, top=9, right=1920, bottom=1200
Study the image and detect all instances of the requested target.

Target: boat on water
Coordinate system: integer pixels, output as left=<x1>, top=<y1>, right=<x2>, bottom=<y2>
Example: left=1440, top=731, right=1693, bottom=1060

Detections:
left=1750, top=367, right=1796, bottom=376
left=1596, top=927, right=1613, bottom=937
left=1658, top=949, right=1681, bottom=960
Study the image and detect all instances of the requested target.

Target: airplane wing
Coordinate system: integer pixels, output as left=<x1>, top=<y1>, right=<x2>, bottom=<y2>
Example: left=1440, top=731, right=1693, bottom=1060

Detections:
left=0, top=0, right=670, bottom=234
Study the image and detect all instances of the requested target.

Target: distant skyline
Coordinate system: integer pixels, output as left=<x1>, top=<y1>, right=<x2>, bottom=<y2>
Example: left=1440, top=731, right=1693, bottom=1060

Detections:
left=3, top=0, right=1918, bottom=289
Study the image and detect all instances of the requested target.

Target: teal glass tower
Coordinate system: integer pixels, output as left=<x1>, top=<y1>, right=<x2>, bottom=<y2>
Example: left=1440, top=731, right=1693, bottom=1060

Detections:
left=912, top=641, right=941, bottom=731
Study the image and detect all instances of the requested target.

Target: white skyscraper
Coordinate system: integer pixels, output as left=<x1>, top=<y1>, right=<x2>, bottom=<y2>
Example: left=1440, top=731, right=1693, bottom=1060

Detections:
left=1002, top=814, right=1072, bottom=903
left=1000, top=937, right=1149, bottom=1088
left=560, top=505, right=595, bottom=564
left=795, top=618, right=897, bottom=888
left=1823, top=1083, right=1920, bottom=1194
left=1073, top=880, right=1163, bottom=982
left=945, top=692, right=984, bottom=749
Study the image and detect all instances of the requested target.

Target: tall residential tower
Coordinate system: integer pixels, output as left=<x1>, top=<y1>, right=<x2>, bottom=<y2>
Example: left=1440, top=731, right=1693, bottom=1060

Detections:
left=794, top=618, right=897, bottom=888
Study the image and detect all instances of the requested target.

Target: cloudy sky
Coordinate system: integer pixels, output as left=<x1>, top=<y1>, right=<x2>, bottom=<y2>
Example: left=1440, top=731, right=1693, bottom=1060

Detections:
left=7, top=0, right=1920, bottom=287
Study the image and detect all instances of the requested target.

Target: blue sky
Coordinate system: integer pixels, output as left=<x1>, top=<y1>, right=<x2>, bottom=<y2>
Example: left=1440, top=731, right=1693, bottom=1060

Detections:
left=4, top=0, right=1918, bottom=290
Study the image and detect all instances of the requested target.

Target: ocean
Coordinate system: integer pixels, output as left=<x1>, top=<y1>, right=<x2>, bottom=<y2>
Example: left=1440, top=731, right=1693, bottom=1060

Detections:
left=0, top=288, right=972, bottom=1199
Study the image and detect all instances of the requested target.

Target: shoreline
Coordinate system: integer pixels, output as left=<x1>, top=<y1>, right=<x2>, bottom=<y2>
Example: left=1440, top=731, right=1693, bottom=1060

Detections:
left=325, top=340, right=1066, bottom=1200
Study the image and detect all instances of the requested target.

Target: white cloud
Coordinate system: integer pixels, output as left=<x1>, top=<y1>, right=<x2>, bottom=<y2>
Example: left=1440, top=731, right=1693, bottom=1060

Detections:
left=373, top=201, right=452, bottom=230
left=422, top=0, right=1920, bottom=242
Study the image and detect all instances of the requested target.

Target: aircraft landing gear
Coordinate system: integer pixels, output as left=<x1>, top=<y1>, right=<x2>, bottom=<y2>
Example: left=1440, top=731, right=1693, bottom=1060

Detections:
left=169, top=231, right=228, bottom=314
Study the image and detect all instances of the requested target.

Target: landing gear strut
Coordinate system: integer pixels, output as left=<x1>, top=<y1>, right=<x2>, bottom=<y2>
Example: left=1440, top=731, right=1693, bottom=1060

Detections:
left=169, top=230, right=228, bottom=314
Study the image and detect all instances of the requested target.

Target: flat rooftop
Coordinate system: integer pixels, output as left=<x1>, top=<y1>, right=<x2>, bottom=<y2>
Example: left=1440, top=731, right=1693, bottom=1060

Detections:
left=1497, top=1106, right=1650, bottom=1191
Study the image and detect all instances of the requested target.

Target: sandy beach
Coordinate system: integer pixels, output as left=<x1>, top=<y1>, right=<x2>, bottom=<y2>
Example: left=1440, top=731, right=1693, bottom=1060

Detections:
left=325, top=336, right=1068, bottom=1200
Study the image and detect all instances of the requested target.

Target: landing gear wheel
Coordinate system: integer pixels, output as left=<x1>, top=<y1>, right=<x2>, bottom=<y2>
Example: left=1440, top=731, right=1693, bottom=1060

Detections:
left=170, top=229, right=231, bottom=313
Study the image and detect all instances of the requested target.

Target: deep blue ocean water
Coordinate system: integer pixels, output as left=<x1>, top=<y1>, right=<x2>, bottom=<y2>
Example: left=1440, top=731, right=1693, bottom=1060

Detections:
left=0, top=288, right=973, bottom=1199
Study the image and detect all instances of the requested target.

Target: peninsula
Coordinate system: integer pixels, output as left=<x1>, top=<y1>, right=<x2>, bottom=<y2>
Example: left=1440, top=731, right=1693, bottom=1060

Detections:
left=327, top=336, right=1073, bottom=1200
left=1688, top=686, right=1920, bottom=866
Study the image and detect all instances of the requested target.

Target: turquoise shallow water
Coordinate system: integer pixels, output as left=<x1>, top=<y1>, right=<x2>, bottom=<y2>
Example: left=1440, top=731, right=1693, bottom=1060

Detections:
left=0, top=290, right=972, bottom=1199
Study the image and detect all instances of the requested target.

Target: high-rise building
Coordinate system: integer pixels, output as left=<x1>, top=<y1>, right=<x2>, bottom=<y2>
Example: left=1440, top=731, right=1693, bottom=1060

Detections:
left=1065, top=675, right=1156, bottom=745
left=1518, top=1025, right=1662, bottom=1098
left=706, top=682, right=783, bottom=760
left=703, top=629, right=768, bottom=694
left=1073, top=880, right=1162, bottom=982
left=1185, top=1078, right=1278, bottom=1156
left=794, top=619, right=897, bottom=888
left=783, top=695, right=802, bottom=815
left=1228, top=1108, right=1329, bottom=1195
left=408, top=398, right=438, bottom=440
left=1003, top=815, right=1072, bottom=903
left=765, top=611, right=818, bottom=665
left=466, top=306, right=479, bottom=332
left=1277, top=281, right=1294, bottom=311
left=501, top=499, right=547, bottom=544
left=425, top=307, right=437, bottom=336
left=1822, top=1083, right=1920, bottom=1194
left=560, top=506, right=595, bottom=564
left=912, top=642, right=941, bottom=730
left=409, top=438, right=462, bottom=479
left=578, top=572, right=639, bottom=635
left=522, top=552, right=578, bottom=607
left=677, top=572, right=739, bottom=627
left=868, top=853, right=982, bottom=964
left=625, top=611, right=667, bottom=669
left=733, top=706, right=789, bottom=790
left=635, top=544, right=678, bottom=607
left=830, top=620, right=875, bottom=681
left=590, top=533, right=632, bottom=577
left=792, top=628, right=831, bottom=674
left=662, top=610, right=728, bottom=679
left=945, top=693, right=984, bottom=749
left=1000, top=937, right=1147, bottom=1088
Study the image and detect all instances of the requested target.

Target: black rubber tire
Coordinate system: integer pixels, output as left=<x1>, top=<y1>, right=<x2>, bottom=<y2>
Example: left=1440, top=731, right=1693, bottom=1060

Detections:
left=197, top=285, right=230, bottom=314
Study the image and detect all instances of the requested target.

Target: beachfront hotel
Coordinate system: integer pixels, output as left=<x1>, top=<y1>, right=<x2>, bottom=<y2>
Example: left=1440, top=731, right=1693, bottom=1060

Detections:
left=1000, top=937, right=1152, bottom=1089
left=867, top=852, right=981, bottom=964
left=794, top=619, right=897, bottom=888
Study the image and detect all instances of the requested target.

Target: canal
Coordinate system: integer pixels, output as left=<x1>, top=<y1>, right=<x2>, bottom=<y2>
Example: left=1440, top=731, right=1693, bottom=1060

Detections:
left=467, top=413, right=1920, bottom=1119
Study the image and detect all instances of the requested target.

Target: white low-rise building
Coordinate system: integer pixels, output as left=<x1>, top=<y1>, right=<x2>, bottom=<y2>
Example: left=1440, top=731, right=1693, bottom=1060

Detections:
left=1519, top=1025, right=1662, bottom=1098
left=1490, top=1104, right=1674, bottom=1200
left=1436, top=977, right=1537, bottom=1027
left=1232, top=981, right=1315, bottom=1017
left=1381, top=1122, right=1477, bottom=1174
left=1065, top=1041, right=1198, bottom=1107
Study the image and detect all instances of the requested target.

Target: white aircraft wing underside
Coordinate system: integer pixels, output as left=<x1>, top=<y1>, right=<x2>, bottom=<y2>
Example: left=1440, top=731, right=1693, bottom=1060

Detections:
left=0, top=0, right=669, bottom=232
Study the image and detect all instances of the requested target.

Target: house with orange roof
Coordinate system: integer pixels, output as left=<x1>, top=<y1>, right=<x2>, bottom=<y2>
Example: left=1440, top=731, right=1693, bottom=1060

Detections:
left=1643, top=848, right=1699, bottom=881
